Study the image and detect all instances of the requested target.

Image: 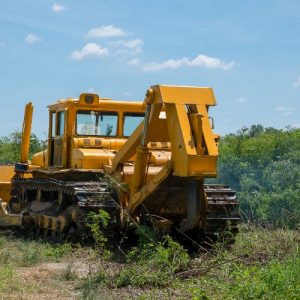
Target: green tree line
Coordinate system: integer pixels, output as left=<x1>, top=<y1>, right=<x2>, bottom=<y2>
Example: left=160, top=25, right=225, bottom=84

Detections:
left=0, top=131, right=45, bottom=164
left=215, top=125, right=300, bottom=228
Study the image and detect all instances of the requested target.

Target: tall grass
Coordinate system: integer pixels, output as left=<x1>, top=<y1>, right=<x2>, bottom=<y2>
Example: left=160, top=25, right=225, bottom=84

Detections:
left=0, top=225, right=298, bottom=299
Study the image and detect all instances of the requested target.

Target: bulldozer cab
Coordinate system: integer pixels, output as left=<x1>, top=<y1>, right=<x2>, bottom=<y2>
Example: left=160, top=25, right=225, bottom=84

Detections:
left=46, top=93, right=145, bottom=169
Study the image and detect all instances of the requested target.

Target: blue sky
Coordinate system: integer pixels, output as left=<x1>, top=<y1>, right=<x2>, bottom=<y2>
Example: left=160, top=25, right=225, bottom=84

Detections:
left=0, top=0, right=299, bottom=138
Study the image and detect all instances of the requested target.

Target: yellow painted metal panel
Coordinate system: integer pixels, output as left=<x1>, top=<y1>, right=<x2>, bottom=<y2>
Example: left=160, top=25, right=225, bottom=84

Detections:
left=72, top=148, right=114, bottom=169
left=0, top=165, right=15, bottom=181
left=152, top=85, right=216, bottom=105
left=0, top=183, right=12, bottom=202
left=0, top=166, right=15, bottom=202
left=31, top=150, right=48, bottom=167
left=197, top=105, right=218, bottom=156
left=0, top=214, right=22, bottom=226
left=73, top=138, right=127, bottom=150
left=173, top=104, right=197, bottom=155
left=188, top=155, right=217, bottom=177
left=164, top=104, right=189, bottom=177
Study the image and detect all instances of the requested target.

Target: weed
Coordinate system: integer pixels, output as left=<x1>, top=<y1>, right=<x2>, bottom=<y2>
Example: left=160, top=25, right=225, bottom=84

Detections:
left=191, top=289, right=211, bottom=300
left=222, top=252, right=300, bottom=299
left=44, top=243, right=73, bottom=261
left=177, top=225, right=300, bottom=299
left=134, top=224, right=159, bottom=247
left=60, top=261, right=77, bottom=281
left=0, top=237, right=5, bottom=248
left=130, top=230, right=190, bottom=273
left=79, top=269, right=109, bottom=299
left=109, top=233, right=189, bottom=288
left=0, top=249, right=11, bottom=264
left=86, top=209, right=111, bottom=249
left=21, top=247, right=40, bottom=266
left=0, top=265, right=14, bottom=292
left=231, top=224, right=300, bottom=265
left=13, top=240, right=42, bottom=266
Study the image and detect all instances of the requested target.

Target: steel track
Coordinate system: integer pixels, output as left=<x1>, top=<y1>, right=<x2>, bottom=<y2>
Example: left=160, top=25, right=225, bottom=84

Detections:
left=204, top=184, right=240, bottom=242
left=9, top=179, right=240, bottom=245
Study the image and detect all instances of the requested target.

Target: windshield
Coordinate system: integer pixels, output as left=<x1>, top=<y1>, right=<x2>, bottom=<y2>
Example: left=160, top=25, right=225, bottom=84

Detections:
left=76, top=110, right=118, bottom=136
left=123, top=113, right=144, bottom=136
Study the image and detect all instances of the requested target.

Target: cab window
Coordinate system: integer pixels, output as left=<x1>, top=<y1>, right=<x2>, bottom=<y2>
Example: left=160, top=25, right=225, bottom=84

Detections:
left=76, top=110, right=118, bottom=136
left=50, top=111, right=56, bottom=137
left=123, top=113, right=144, bottom=137
left=57, top=111, right=65, bottom=136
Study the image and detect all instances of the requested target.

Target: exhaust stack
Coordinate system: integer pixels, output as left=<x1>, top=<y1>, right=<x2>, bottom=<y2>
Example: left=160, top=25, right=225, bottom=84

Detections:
left=20, top=102, right=33, bottom=164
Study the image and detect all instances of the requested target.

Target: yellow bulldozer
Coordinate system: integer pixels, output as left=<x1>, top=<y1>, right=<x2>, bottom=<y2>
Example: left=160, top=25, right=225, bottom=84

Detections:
left=0, top=85, right=239, bottom=244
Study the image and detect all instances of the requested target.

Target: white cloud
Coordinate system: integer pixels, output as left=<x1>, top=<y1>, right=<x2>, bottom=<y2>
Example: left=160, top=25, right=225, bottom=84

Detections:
left=293, top=77, right=300, bottom=88
left=122, top=39, right=143, bottom=49
left=292, top=123, right=300, bottom=128
left=121, top=39, right=143, bottom=54
left=142, top=54, right=235, bottom=72
left=52, top=3, right=66, bottom=12
left=25, top=33, right=41, bottom=44
left=143, top=58, right=186, bottom=72
left=188, top=54, right=235, bottom=70
left=236, top=97, right=247, bottom=103
left=69, top=43, right=109, bottom=60
left=275, top=106, right=294, bottom=111
left=123, top=91, right=132, bottom=97
left=275, top=106, right=294, bottom=116
left=127, top=58, right=141, bottom=66
left=113, top=39, right=143, bottom=56
left=85, top=25, right=127, bottom=39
